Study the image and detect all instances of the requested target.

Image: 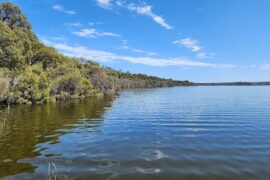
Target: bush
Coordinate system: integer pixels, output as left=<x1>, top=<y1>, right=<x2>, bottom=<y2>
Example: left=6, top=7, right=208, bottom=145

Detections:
left=31, top=46, right=61, bottom=70
left=51, top=71, right=96, bottom=99
left=0, top=2, right=31, bottom=30
left=13, top=65, right=53, bottom=104
left=82, top=62, right=115, bottom=93
left=46, top=63, right=78, bottom=80
left=0, top=21, right=34, bottom=70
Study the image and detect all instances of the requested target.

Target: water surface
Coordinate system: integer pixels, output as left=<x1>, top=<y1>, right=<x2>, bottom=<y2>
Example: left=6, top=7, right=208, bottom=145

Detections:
left=1, top=87, right=270, bottom=179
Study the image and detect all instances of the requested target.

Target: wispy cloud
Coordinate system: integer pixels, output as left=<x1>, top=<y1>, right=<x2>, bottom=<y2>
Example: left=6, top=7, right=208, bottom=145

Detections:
left=196, top=52, right=216, bottom=59
left=96, top=0, right=113, bottom=9
left=196, top=53, right=207, bottom=59
left=72, top=28, right=121, bottom=38
left=88, top=22, right=95, bottom=26
left=128, top=3, right=172, bottom=30
left=252, top=64, right=270, bottom=70
left=52, top=4, right=76, bottom=15
left=173, top=38, right=201, bottom=52
left=173, top=38, right=216, bottom=60
left=261, top=64, right=270, bottom=70
left=96, top=0, right=125, bottom=9
left=66, top=22, right=81, bottom=27
left=42, top=39, right=234, bottom=68
left=122, top=46, right=158, bottom=56
left=120, top=41, right=157, bottom=56
left=95, top=0, right=172, bottom=30
left=40, top=36, right=66, bottom=42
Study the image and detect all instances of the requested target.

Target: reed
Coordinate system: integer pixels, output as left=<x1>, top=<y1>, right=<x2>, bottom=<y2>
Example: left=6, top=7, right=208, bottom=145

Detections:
left=46, top=162, right=57, bottom=180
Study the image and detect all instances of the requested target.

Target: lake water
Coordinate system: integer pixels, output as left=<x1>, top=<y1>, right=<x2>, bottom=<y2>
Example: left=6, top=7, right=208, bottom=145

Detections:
left=1, top=86, right=270, bottom=179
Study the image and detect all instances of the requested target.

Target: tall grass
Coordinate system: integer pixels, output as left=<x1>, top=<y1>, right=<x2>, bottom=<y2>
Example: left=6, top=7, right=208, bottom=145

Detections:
left=46, top=161, right=57, bottom=180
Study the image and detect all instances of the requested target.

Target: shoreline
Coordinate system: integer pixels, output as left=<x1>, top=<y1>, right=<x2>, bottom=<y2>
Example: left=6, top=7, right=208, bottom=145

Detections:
left=1, top=83, right=270, bottom=109
left=193, top=82, right=270, bottom=86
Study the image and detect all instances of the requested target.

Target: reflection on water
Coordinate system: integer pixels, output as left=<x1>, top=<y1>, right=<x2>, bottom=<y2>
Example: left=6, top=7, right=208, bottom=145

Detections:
left=0, top=96, right=115, bottom=178
left=1, top=87, right=270, bottom=179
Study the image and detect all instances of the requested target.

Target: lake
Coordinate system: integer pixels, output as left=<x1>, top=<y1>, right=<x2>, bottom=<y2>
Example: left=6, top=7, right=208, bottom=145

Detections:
left=1, top=86, right=270, bottom=179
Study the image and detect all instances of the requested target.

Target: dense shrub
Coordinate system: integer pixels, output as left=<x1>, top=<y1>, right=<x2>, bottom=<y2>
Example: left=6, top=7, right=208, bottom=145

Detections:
left=0, top=21, right=34, bottom=70
left=31, top=46, right=62, bottom=69
left=0, top=2, right=31, bottom=30
left=0, top=21, right=24, bottom=69
left=82, top=62, right=115, bottom=93
left=13, top=65, right=53, bottom=104
left=51, top=71, right=96, bottom=99
left=47, top=63, right=78, bottom=79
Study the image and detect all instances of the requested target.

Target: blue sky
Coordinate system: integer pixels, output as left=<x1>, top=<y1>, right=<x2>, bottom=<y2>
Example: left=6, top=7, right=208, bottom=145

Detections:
left=3, top=0, right=270, bottom=82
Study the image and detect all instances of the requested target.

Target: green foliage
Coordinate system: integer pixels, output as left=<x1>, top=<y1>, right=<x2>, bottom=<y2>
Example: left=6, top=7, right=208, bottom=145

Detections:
left=0, top=21, right=33, bottom=69
left=13, top=65, right=52, bottom=104
left=51, top=70, right=96, bottom=99
left=47, top=63, right=77, bottom=79
left=0, top=2, right=31, bottom=30
left=13, top=28, right=35, bottom=65
left=31, top=45, right=61, bottom=69
left=0, top=21, right=24, bottom=69
left=82, top=62, right=115, bottom=93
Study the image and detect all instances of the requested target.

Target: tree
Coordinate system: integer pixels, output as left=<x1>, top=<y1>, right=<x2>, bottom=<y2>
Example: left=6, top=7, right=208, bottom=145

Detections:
left=31, top=46, right=61, bottom=69
left=13, top=65, right=52, bottom=104
left=0, top=21, right=33, bottom=69
left=0, top=21, right=24, bottom=69
left=51, top=70, right=96, bottom=99
left=0, top=2, right=31, bottom=30
left=82, top=62, right=114, bottom=92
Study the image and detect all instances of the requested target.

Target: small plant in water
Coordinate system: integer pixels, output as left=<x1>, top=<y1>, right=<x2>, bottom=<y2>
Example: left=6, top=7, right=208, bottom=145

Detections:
left=0, top=118, right=7, bottom=138
left=46, top=161, right=57, bottom=180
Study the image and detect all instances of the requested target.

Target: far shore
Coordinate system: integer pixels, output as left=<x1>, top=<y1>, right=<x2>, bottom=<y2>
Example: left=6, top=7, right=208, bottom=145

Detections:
left=192, top=82, right=270, bottom=86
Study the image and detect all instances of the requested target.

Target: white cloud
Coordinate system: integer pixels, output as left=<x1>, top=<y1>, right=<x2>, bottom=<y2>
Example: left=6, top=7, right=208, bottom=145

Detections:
left=66, top=22, right=81, bottom=27
left=95, top=0, right=172, bottom=29
left=261, top=64, right=270, bottom=70
left=173, top=38, right=201, bottom=52
left=72, top=28, right=121, bottom=38
left=52, top=4, right=76, bottom=15
left=128, top=4, right=172, bottom=30
left=88, top=22, right=95, bottom=26
left=96, top=0, right=125, bottom=8
left=252, top=64, right=270, bottom=70
left=42, top=39, right=234, bottom=68
left=196, top=53, right=207, bottom=59
left=115, top=0, right=124, bottom=7
left=120, top=43, right=157, bottom=56
left=174, top=38, right=216, bottom=60
left=96, top=0, right=113, bottom=9
left=39, top=36, right=66, bottom=42
left=196, top=52, right=216, bottom=59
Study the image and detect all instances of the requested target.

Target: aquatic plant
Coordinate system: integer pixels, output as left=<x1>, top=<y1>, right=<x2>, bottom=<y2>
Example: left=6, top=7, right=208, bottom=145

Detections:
left=46, top=161, right=57, bottom=180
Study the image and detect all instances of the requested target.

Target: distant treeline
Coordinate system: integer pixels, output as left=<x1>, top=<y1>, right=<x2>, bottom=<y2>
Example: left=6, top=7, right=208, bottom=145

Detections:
left=0, top=3, right=191, bottom=106
left=195, top=82, right=270, bottom=86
